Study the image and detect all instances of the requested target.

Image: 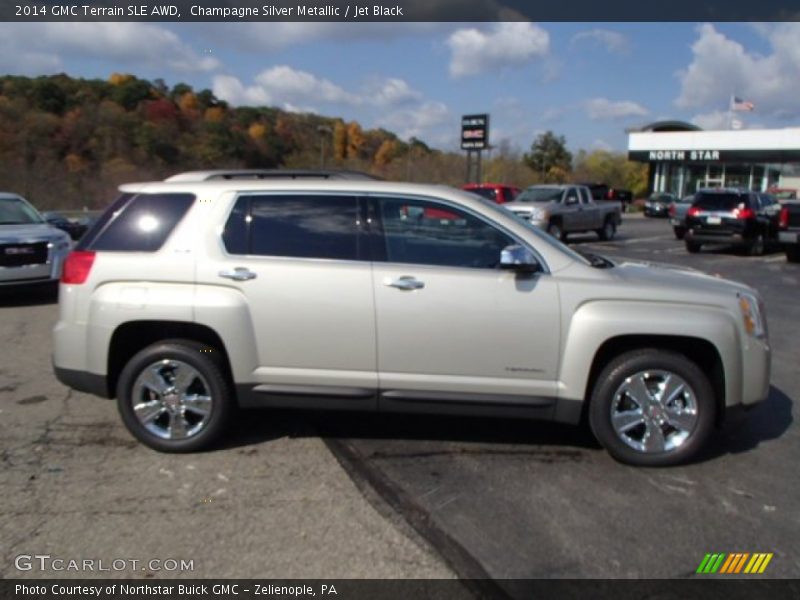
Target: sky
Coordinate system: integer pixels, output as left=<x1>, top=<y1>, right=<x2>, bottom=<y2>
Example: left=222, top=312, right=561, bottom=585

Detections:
left=0, top=21, right=798, bottom=154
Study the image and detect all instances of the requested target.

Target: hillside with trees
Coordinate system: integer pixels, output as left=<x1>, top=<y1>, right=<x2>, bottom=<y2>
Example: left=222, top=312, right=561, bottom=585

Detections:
left=0, top=74, right=648, bottom=210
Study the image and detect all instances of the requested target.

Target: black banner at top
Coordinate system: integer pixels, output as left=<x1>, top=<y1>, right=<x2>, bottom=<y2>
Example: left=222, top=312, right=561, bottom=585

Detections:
left=3, top=0, right=800, bottom=22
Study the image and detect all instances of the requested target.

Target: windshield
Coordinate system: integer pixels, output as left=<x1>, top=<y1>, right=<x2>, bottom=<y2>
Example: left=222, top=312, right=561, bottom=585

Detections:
left=0, top=196, right=44, bottom=225
left=514, top=187, right=563, bottom=203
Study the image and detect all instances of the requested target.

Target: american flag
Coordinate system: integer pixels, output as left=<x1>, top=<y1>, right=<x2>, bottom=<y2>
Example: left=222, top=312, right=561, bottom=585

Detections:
left=731, top=96, right=755, bottom=111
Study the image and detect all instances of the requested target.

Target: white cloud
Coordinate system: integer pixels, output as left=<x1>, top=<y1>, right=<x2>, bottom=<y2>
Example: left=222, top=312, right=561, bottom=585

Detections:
left=690, top=110, right=731, bottom=130
left=446, top=22, right=549, bottom=78
left=585, top=98, right=648, bottom=121
left=676, top=23, right=800, bottom=118
left=213, top=66, right=361, bottom=108
left=0, top=23, right=219, bottom=74
left=255, top=65, right=360, bottom=105
left=377, top=101, right=451, bottom=141
left=365, top=78, right=422, bottom=106
left=571, top=29, right=630, bottom=55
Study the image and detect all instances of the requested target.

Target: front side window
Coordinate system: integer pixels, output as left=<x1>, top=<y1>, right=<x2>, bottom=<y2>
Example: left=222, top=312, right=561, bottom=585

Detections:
left=375, top=197, right=513, bottom=269
left=223, top=194, right=360, bottom=261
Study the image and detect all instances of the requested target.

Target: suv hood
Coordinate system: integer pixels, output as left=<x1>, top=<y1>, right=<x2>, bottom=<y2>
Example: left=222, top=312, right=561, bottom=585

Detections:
left=610, top=258, right=751, bottom=298
left=0, top=223, right=67, bottom=243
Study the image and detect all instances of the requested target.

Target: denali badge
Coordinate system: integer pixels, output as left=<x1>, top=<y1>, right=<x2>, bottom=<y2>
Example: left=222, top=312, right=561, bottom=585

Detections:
left=5, top=246, right=35, bottom=255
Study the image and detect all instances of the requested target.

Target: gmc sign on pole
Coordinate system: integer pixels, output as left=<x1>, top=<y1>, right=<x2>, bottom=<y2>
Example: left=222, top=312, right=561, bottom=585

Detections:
left=461, top=114, right=489, bottom=150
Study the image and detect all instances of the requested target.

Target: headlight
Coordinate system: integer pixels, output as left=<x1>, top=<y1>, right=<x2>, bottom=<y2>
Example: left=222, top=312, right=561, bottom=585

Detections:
left=531, top=208, right=549, bottom=221
left=738, top=292, right=766, bottom=339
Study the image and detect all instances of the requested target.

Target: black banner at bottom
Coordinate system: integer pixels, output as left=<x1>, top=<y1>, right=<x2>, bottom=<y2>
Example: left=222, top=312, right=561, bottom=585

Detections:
left=3, top=579, right=800, bottom=600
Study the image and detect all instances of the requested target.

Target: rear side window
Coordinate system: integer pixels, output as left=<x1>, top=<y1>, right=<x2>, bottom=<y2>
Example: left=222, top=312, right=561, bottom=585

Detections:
left=78, top=193, right=195, bottom=252
left=469, top=188, right=497, bottom=202
left=223, top=195, right=361, bottom=261
left=694, top=193, right=748, bottom=211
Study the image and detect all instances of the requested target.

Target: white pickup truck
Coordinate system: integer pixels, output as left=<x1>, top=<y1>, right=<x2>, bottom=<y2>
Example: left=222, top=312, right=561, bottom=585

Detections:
left=503, top=184, right=622, bottom=241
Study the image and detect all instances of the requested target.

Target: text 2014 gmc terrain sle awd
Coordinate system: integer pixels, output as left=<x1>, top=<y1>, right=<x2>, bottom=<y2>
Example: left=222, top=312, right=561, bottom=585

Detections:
left=53, top=171, right=770, bottom=466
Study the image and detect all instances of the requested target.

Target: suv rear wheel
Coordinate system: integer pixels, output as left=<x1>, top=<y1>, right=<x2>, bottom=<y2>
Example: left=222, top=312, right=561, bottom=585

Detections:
left=116, top=339, right=234, bottom=452
left=787, top=246, right=800, bottom=263
left=589, top=349, right=715, bottom=466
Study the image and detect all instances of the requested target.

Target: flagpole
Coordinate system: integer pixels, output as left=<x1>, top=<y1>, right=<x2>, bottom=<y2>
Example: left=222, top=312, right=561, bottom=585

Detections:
left=728, top=93, right=734, bottom=130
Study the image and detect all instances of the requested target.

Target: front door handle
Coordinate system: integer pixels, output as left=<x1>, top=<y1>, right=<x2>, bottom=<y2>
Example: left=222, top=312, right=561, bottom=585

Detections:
left=219, top=267, right=257, bottom=281
left=384, top=276, right=425, bottom=291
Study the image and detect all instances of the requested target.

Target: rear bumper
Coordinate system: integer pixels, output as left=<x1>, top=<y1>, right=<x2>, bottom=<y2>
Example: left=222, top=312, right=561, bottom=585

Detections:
left=779, top=231, right=800, bottom=244
left=685, top=230, right=755, bottom=246
left=53, top=365, right=110, bottom=398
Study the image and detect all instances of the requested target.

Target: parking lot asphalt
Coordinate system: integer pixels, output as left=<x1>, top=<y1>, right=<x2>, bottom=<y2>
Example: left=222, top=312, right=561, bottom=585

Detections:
left=1, top=214, right=797, bottom=585
left=322, top=215, right=799, bottom=584
left=0, top=292, right=451, bottom=579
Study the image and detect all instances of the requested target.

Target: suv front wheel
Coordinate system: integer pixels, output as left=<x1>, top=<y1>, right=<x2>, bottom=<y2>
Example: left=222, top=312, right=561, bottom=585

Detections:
left=589, top=349, right=715, bottom=466
left=116, top=340, right=234, bottom=452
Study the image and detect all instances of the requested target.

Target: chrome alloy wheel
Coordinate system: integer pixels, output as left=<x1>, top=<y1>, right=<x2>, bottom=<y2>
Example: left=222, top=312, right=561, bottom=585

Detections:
left=610, top=370, right=699, bottom=453
left=131, top=360, right=213, bottom=440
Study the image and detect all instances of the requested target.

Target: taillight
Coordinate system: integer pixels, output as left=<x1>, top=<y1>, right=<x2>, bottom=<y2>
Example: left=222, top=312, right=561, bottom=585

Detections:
left=780, top=206, right=790, bottom=229
left=687, top=206, right=700, bottom=217
left=733, top=207, right=755, bottom=220
left=668, top=204, right=676, bottom=217
left=61, top=251, right=95, bottom=284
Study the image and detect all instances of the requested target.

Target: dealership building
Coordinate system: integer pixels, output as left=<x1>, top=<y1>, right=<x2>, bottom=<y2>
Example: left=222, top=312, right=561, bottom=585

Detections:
left=627, top=121, right=800, bottom=197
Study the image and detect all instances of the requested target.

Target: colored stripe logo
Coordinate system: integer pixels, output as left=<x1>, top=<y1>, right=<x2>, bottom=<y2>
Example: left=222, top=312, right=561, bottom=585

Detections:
left=696, top=553, right=773, bottom=574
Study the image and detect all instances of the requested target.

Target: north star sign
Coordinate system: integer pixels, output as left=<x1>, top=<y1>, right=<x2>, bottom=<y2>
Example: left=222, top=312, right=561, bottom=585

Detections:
left=648, top=150, right=720, bottom=161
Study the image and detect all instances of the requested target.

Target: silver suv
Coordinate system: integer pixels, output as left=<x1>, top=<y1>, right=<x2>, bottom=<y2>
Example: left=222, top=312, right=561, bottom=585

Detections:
left=53, top=171, right=771, bottom=466
left=0, top=193, right=71, bottom=289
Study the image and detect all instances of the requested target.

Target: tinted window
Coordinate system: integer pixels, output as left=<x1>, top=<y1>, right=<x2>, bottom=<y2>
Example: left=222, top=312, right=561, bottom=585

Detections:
left=515, top=187, right=564, bottom=203
left=376, top=197, right=513, bottom=269
left=693, top=193, right=749, bottom=211
left=222, top=198, right=248, bottom=255
left=80, top=193, right=194, bottom=252
left=227, top=195, right=360, bottom=261
left=565, top=188, right=579, bottom=205
left=578, top=187, right=591, bottom=204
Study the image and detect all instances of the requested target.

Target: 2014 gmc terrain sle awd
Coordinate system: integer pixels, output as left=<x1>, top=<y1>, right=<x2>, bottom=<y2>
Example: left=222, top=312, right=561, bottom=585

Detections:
left=53, top=170, right=770, bottom=466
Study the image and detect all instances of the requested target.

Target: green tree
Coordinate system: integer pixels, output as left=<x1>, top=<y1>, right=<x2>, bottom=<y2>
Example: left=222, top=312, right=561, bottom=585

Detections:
left=524, top=131, right=572, bottom=182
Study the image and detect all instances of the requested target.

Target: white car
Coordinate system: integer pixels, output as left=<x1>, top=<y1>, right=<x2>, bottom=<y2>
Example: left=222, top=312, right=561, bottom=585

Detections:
left=0, top=193, right=71, bottom=289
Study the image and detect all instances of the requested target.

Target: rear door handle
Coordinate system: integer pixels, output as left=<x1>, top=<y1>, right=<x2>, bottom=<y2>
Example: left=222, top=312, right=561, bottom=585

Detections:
left=219, top=267, right=257, bottom=281
left=384, top=276, right=424, bottom=291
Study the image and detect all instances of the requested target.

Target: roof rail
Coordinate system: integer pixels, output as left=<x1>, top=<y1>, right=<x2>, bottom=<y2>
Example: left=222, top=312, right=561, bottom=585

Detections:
left=164, top=169, right=382, bottom=183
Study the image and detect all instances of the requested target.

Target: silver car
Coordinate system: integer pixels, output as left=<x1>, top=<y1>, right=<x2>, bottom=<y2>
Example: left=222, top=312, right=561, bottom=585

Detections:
left=52, top=172, right=770, bottom=466
left=0, top=193, right=71, bottom=289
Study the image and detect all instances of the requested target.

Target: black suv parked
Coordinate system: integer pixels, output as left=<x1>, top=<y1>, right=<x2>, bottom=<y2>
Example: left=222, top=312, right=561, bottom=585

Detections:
left=684, top=189, right=781, bottom=255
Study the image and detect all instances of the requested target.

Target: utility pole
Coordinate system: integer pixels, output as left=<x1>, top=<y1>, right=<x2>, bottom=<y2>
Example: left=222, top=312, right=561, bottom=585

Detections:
left=317, top=125, right=333, bottom=168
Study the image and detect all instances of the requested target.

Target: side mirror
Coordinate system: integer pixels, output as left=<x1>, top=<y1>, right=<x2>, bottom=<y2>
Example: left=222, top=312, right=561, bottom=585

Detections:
left=500, top=244, right=541, bottom=273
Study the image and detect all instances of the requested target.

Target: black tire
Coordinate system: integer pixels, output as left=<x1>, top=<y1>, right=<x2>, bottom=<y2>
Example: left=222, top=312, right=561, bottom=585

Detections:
left=673, top=226, right=685, bottom=240
left=547, top=221, right=565, bottom=242
left=588, top=349, right=716, bottom=467
left=116, top=339, right=234, bottom=452
left=747, top=232, right=765, bottom=256
left=787, top=246, right=800, bottom=263
left=685, top=241, right=702, bottom=253
left=597, top=218, right=616, bottom=241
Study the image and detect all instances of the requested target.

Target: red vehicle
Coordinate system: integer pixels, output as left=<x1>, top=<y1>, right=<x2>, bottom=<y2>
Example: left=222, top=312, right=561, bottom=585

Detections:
left=462, top=183, right=521, bottom=204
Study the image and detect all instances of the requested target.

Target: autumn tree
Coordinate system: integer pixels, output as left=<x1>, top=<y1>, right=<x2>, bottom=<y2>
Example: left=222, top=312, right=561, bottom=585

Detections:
left=524, top=131, right=573, bottom=182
